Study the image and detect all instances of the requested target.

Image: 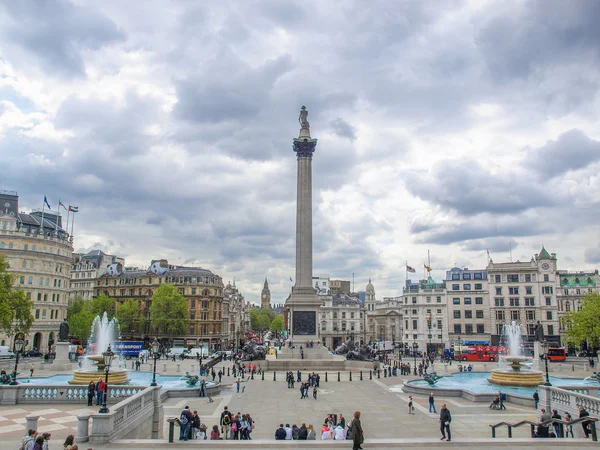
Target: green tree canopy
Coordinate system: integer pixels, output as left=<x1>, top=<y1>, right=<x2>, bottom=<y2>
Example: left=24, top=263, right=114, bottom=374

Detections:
left=562, top=291, right=600, bottom=348
left=116, top=298, right=146, bottom=337
left=149, top=284, right=189, bottom=340
left=270, top=315, right=284, bottom=332
left=66, top=297, right=96, bottom=343
left=87, top=294, right=116, bottom=319
left=251, top=307, right=275, bottom=331
left=0, top=254, right=34, bottom=338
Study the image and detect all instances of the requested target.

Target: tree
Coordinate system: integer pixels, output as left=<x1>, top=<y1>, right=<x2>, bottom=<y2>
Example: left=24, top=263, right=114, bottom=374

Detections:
left=150, top=284, right=189, bottom=342
left=0, top=253, right=34, bottom=339
left=66, top=300, right=95, bottom=343
left=270, top=315, right=284, bottom=333
left=562, top=291, right=600, bottom=349
left=250, top=308, right=275, bottom=331
left=87, top=295, right=116, bottom=319
left=116, top=299, right=146, bottom=338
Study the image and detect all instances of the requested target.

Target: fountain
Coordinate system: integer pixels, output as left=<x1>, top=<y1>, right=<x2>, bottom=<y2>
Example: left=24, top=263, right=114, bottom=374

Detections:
left=488, top=321, right=544, bottom=387
left=69, top=313, right=130, bottom=385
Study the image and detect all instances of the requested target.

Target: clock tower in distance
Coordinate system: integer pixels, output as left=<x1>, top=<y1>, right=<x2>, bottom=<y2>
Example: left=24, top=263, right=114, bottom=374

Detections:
left=261, top=277, right=271, bottom=309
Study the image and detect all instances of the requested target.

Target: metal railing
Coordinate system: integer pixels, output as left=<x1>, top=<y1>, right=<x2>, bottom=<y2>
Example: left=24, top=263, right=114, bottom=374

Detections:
left=490, top=417, right=598, bottom=441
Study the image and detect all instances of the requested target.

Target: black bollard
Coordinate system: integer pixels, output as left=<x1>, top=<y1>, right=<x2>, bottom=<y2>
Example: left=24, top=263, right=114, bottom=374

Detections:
left=378, top=369, right=380, bottom=379
left=338, top=371, right=340, bottom=382
left=349, top=372, right=352, bottom=381
left=572, top=365, right=575, bottom=372
left=262, top=371, right=265, bottom=380
left=360, top=371, right=363, bottom=381
left=325, top=372, right=328, bottom=382
left=273, top=371, right=276, bottom=381
left=227, top=368, right=230, bottom=377
left=168, top=420, right=175, bottom=443
left=251, top=372, right=254, bottom=380
left=384, top=369, right=387, bottom=378
left=369, top=370, right=372, bottom=380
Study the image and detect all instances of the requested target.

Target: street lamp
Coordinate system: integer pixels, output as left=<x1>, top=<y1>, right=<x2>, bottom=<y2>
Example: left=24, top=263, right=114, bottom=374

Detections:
left=10, top=337, right=24, bottom=385
left=412, top=341, right=418, bottom=376
left=150, top=338, right=160, bottom=387
left=427, top=313, right=433, bottom=355
left=457, top=336, right=462, bottom=361
left=99, top=344, right=115, bottom=414
left=542, top=339, right=552, bottom=386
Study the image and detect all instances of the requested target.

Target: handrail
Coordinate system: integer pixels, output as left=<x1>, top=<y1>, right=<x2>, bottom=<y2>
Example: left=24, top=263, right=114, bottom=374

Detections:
left=490, top=417, right=598, bottom=441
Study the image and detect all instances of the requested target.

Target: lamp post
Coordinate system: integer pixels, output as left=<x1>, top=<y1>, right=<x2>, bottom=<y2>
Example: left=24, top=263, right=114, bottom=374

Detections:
left=99, top=344, right=115, bottom=414
left=427, top=313, right=433, bottom=355
left=412, top=341, right=418, bottom=376
left=542, top=339, right=552, bottom=386
left=10, top=337, right=24, bottom=385
left=457, top=336, right=462, bottom=361
left=439, top=322, right=443, bottom=356
left=150, top=338, right=160, bottom=387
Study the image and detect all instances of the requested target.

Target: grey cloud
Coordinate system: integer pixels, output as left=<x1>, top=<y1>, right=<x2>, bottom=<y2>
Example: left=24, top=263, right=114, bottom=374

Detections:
left=406, top=159, right=556, bottom=216
left=330, top=118, right=356, bottom=141
left=0, top=0, right=125, bottom=76
left=525, top=129, right=600, bottom=179
left=461, top=238, right=520, bottom=253
left=584, top=246, right=600, bottom=265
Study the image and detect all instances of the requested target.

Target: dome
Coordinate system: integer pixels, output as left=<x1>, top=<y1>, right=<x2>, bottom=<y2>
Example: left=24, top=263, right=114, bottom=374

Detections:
left=366, top=278, right=375, bottom=294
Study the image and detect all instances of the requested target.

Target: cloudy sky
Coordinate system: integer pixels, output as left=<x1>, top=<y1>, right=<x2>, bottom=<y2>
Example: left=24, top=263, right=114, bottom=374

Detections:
left=1, top=0, right=600, bottom=305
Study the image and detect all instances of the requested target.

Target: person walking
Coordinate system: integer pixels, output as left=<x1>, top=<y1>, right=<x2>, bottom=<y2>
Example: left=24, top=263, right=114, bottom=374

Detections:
left=439, top=403, right=451, bottom=442
left=551, top=409, right=563, bottom=437
left=313, top=385, right=318, bottom=400
left=236, top=377, right=241, bottom=394
left=532, top=390, right=539, bottom=409
left=564, top=411, right=574, bottom=438
left=408, top=395, right=415, bottom=414
left=220, top=406, right=232, bottom=440
left=579, top=405, right=591, bottom=438
left=352, top=411, right=364, bottom=450
left=86, top=381, right=95, bottom=406
left=429, top=392, right=437, bottom=413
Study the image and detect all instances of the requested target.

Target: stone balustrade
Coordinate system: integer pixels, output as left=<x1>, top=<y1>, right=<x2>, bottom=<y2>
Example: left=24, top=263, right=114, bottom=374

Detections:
left=540, top=385, right=600, bottom=437
left=0, top=384, right=146, bottom=405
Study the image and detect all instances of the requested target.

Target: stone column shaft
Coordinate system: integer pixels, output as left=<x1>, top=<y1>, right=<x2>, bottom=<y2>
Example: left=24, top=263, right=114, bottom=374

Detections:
left=295, top=156, right=313, bottom=289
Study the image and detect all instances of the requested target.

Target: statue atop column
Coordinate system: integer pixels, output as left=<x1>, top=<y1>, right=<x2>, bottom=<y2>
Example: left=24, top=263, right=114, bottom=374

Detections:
left=534, top=320, right=544, bottom=342
left=298, top=105, right=310, bottom=137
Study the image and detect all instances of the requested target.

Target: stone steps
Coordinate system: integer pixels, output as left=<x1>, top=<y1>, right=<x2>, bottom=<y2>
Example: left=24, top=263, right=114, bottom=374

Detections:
left=111, top=437, right=595, bottom=448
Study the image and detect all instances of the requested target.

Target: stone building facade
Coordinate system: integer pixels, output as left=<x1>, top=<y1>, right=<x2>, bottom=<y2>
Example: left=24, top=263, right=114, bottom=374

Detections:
left=0, top=190, right=73, bottom=352
left=70, top=250, right=124, bottom=300
left=95, top=259, right=225, bottom=350
left=319, top=293, right=364, bottom=349
left=223, top=280, right=251, bottom=348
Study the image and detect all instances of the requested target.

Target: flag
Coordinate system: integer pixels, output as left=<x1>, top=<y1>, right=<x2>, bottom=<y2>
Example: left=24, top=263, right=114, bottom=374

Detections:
left=406, top=265, right=416, bottom=273
left=43, top=196, right=51, bottom=209
left=424, top=264, right=432, bottom=272
left=59, top=201, right=68, bottom=210
left=69, top=205, right=79, bottom=212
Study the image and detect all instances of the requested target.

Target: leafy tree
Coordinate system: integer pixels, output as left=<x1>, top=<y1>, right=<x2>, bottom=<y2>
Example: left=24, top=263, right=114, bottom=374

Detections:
left=250, top=307, right=274, bottom=331
left=0, top=254, right=34, bottom=339
left=67, top=302, right=95, bottom=343
left=270, top=315, right=284, bottom=333
left=562, top=291, right=600, bottom=349
left=150, top=284, right=189, bottom=342
left=116, top=299, right=146, bottom=338
left=87, top=294, right=116, bottom=319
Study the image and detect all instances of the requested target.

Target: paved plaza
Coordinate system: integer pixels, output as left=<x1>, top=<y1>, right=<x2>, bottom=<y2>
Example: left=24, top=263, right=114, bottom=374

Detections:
left=1, top=358, right=596, bottom=448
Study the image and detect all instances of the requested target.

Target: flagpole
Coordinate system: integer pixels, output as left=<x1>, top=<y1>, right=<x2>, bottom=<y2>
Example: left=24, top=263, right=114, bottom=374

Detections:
left=55, top=198, right=60, bottom=233
left=405, top=260, right=407, bottom=291
left=65, top=207, right=70, bottom=238
left=40, top=198, right=45, bottom=236
left=70, top=208, right=76, bottom=237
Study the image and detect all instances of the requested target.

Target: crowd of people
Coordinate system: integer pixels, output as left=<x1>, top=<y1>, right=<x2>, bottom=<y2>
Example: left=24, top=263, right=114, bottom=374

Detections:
left=216, top=406, right=255, bottom=440
left=274, top=411, right=364, bottom=449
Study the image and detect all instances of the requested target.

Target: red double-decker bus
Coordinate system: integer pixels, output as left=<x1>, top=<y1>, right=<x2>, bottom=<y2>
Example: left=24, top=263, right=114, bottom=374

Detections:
left=546, top=347, right=567, bottom=362
left=455, top=345, right=507, bottom=362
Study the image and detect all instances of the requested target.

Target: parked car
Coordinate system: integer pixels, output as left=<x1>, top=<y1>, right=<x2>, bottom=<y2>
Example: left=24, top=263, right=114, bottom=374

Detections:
left=0, top=346, right=15, bottom=359
left=23, top=349, right=43, bottom=358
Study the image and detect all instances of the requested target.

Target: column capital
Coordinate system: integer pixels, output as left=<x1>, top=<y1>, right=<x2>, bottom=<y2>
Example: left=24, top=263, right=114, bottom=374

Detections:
left=293, top=138, right=317, bottom=159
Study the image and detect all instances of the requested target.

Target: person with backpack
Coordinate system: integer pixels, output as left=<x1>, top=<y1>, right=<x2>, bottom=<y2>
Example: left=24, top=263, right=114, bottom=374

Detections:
left=275, top=424, right=286, bottom=440
left=220, top=406, right=232, bottom=439
left=179, top=405, right=193, bottom=441
left=20, top=429, right=37, bottom=450
left=498, top=390, right=507, bottom=410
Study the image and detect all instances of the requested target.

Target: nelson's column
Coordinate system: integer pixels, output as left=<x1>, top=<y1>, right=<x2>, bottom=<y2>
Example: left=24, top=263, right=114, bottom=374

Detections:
left=287, top=106, right=321, bottom=343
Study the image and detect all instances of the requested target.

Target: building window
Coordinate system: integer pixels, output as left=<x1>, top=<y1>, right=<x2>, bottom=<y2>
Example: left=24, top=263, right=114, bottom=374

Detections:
left=453, top=298, right=460, bottom=305
left=475, top=297, right=483, bottom=305
left=511, top=310, right=519, bottom=321
left=321, top=323, right=326, bottom=331
left=507, top=274, right=519, bottom=282
left=474, top=283, right=482, bottom=290
left=509, top=298, right=520, bottom=307
left=452, top=273, right=460, bottom=280
left=474, top=272, right=483, bottom=280
left=547, top=325, right=554, bottom=335
left=203, top=300, right=209, bottom=308
left=426, top=296, right=431, bottom=303
left=545, top=297, right=551, bottom=306
left=41, top=310, right=46, bottom=319
left=412, top=309, right=417, bottom=314
left=543, top=274, right=549, bottom=282
left=525, top=286, right=532, bottom=295
left=495, top=310, right=505, bottom=320
left=333, top=312, right=337, bottom=319
left=465, top=324, right=473, bottom=334
left=27, top=276, right=33, bottom=285
left=454, top=324, right=461, bottom=334
left=526, top=310, right=535, bottom=321
left=495, top=275, right=501, bottom=283
left=452, top=284, right=459, bottom=290
left=412, top=319, right=418, bottom=330
left=542, top=286, right=553, bottom=294
left=463, top=273, right=471, bottom=280
left=495, top=298, right=504, bottom=307
left=509, top=287, right=519, bottom=295
left=350, top=312, right=355, bottom=319
left=412, top=297, right=417, bottom=304
left=495, top=287, right=502, bottom=295
left=476, top=324, right=484, bottom=334
left=465, top=310, right=472, bottom=319
left=453, top=311, right=461, bottom=319
left=476, top=310, right=484, bottom=319
left=525, top=297, right=535, bottom=306
left=436, top=296, right=441, bottom=303
left=546, top=311, right=553, bottom=320
left=342, top=312, right=346, bottom=319
left=464, top=298, right=472, bottom=305
left=35, top=309, right=40, bottom=319
left=463, top=284, right=471, bottom=290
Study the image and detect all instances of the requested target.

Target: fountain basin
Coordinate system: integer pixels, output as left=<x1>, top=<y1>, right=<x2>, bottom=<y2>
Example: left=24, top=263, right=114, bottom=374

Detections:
left=69, top=369, right=129, bottom=385
left=488, top=369, right=544, bottom=387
